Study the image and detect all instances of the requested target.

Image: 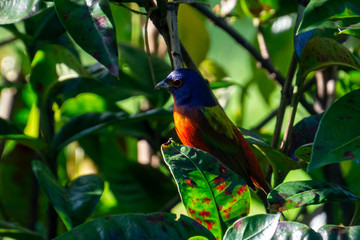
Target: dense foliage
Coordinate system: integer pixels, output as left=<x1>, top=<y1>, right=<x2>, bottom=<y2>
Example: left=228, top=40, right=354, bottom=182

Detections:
left=0, top=0, right=360, bottom=239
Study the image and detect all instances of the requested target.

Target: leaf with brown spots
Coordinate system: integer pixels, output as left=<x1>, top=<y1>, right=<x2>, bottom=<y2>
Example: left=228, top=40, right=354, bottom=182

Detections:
left=161, top=140, right=250, bottom=240
left=308, top=89, right=360, bottom=172
left=268, top=180, right=359, bottom=212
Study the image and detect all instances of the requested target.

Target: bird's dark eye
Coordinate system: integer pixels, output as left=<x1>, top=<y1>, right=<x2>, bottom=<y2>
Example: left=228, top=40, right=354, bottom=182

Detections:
left=173, top=79, right=182, bottom=88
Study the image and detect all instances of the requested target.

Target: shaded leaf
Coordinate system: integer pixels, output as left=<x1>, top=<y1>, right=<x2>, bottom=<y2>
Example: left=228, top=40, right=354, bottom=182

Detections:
left=0, top=220, right=44, bottom=240
left=294, top=143, right=313, bottom=163
left=161, top=140, right=250, bottom=239
left=299, top=37, right=360, bottom=77
left=0, top=0, right=53, bottom=24
left=309, top=89, right=360, bottom=171
left=289, top=114, right=323, bottom=160
left=32, top=161, right=104, bottom=229
left=53, top=213, right=216, bottom=240
left=240, top=129, right=306, bottom=183
left=52, top=108, right=171, bottom=150
left=223, top=214, right=280, bottom=240
left=268, top=180, right=359, bottom=212
left=54, top=0, right=118, bottom=76
left=318, top=225, right=360, bottom=240
left=30, top=44, right=88, bottom=101
left=0, top=118, right=46, bottom=153
left=271, top=221, right=321, bottom=240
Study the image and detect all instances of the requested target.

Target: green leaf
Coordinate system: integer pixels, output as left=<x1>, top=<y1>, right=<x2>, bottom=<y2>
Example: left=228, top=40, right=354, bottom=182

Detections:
left=298, top=0, right=360, bottom=34
left=268, top=180, right=360, bottom=212
left=340, top=22, right=360, bottom=38
left=32, top=160, right=104, bottom=229
left=271, top=221, right=321, bottom=240
left=240, top=129, right=306, bottom=184
left=30, top=44, right=88, bottom=102
left=54, top=0, right=118, bottom=76
left=294, top=143, right=313, bottom=163
left=240, top=0, right=278, bottom=22
left=299, top=37, right=360, bottom=77
left=0, top=118, right=46, bottom=154
left=0, top=220, right=44, bottom=240
left=0, top=0, right=53, bottom=24
left=223, top=214, right=280, bottom=240
left=53, top=213, right=216, bottom=240
left=308, top=89, right=360, bottom=172
left=178, top=4, right=209, bottom=66
left=161, top=140, right=251, bottom=240
left=52, top=109, right=171, bottom=150
left=318, top=225, right=360, bottom=240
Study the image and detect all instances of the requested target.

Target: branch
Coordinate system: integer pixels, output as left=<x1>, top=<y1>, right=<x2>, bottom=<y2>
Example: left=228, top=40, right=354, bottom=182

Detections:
left=166, top=4, right=184, bottom=69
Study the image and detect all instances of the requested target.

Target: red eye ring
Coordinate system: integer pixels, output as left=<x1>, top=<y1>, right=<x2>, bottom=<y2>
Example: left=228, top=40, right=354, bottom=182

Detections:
left=173, top=79, right=182, bottom=88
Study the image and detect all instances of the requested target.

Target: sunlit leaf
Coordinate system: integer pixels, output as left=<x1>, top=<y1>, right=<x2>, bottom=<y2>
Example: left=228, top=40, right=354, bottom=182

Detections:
left=308, top=89, right=360, bottom=172
left=340, top=22, right=360, bottom=39
left=223, top=214, right=280, bottom=240
left=161, top=140, right=250, bottom=239
left=268, top=180, right=359, bottom=212
left=54, top=0, right=118, bottom=76
left=0, top=0, right=53, bottom=24
left=271, top=221, right=321, bottom=240
left=0, top=220, right=44, bottom=240
left=53, top=213, right=216, bottom=240
left=318, top=225, right=360, bottom=240
left=32, top=161, right=104, bottom=229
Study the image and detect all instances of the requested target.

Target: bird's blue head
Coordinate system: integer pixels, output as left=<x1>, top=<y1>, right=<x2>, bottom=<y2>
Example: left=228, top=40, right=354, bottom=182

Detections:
left=155, top=68, right=217, bottom=107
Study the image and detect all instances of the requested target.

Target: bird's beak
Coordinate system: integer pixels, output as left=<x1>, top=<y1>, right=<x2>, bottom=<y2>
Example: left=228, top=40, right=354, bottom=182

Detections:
left=155, top=79, right=170, bottom=90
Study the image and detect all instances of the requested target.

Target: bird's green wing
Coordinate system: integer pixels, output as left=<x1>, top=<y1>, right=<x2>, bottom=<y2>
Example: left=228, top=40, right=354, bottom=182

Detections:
left=199, top=105, right=253, bottom=187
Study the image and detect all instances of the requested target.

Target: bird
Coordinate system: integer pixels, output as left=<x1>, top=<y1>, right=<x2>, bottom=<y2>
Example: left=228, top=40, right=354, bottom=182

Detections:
left=156, top=68, right=271, bottom=194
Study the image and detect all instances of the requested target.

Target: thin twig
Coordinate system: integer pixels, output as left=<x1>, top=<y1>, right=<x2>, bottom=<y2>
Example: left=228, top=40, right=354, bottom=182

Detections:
left=254, top=18, right=270, bottom=60
left=111, top=1, right=147, bottom=15
left=0, top=37, right=17, bottom=47
left=251, top=107, right=279, bottom=131
left=145, top=9, right=157, bottom=86
left=271, top=53, right=297, bottom=149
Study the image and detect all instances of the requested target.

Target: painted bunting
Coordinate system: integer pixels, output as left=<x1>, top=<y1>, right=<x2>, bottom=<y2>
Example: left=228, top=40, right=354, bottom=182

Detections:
left=156, top=68, right=270, bottom=194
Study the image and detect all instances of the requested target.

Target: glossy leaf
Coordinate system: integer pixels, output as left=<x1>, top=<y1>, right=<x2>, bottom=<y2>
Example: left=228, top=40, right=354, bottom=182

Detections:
left=52, top=109, right=171, bottom=150
left=0, top=0, right=53, bottom=24
left=340, top=22, right=360, bottom=38
left=318, top=225, right=360, bottom=240
left=223, top=214, right=280, bottom=240
left=53, top=213, right=216, bottom=240
left=161, top=140, right=250, bottom=239
left=298, top=0, right=360, bottom=34
left=271, top=221, right=321, bottom=240
left=0, top=220, right=44, bottom=240
left=299, top=37, right=360, bottom=77
left=309, top=89, right=360, bottom=171
left=54, top=0, right=118, bottom=76
left=30, top=44, right=88, bottom=101
left=32, top=161, right=104, bottom=229
left=268, top=180, right=359, bottom=212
